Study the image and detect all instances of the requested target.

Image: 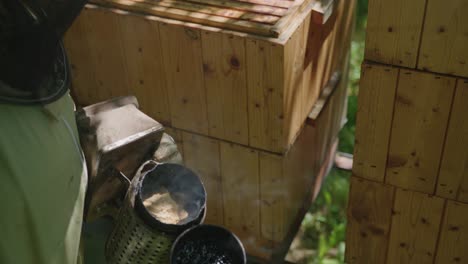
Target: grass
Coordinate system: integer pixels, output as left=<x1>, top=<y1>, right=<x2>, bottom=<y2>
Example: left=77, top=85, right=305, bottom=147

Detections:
left=296, top=1, right=368, bottom=263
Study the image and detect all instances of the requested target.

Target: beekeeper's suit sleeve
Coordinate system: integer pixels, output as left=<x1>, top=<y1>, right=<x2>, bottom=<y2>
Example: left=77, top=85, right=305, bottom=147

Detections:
left=0, top=93, right=87, bottom=264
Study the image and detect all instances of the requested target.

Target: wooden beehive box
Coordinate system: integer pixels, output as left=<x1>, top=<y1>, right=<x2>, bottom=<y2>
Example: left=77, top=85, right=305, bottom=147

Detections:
left=165, top=67, right=348, bottom=260
left=347, top=63, right=468, bottom=264
left=64, top=0, right=356, bottom=260
left=64, top=0, right=338, bottom=153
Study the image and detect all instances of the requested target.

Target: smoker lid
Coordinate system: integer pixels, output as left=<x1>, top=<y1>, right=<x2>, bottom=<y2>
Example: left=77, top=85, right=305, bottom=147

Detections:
left=88, top=0, right=325, bottom=38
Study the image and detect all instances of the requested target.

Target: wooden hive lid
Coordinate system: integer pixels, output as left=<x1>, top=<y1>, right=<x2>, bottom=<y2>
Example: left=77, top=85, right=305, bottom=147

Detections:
left=90, top=0, right=328, bottom=38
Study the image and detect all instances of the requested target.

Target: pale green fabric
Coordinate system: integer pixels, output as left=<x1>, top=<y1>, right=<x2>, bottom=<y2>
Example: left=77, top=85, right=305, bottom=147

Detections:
left=0, top=93, right=87, bottom=264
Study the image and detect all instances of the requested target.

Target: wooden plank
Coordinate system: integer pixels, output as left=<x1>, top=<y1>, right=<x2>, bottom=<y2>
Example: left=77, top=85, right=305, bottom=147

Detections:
left=437, top=79, right=468, bottom=202
left=118, top=13, right=171, bottom=125
left=271, top=0, right=313, bottom=37
left=345, top=177, right=395, bottom=264
left=91, top=0, right=277, bottom=37
left=273, top=0, right=316, bottom=45
left=307, top=72, right=341, bottom=123
left=304, top=8, right=336, bottom=104
left=282, top=122, right=316, bottom=234
left=311, top=86, right=333, bottom=172
left=184, top=0, right=290, bottom=16
left=83, top=8, right=130, bottom=102
left=235, top=0, right=293, bottom=9
left=283, top=22, right=306, bottom=150
left=273, top=138, right=338, bottom=264
left=182, top=132, right=224, bottom=225
left=201, top=32, right=249, bottom=145
left=435, top=200, right=468, bottom=264
left=159, top=23, right=209, bottom=134
left=246, top=39, right=284, bottom=152
left=365, top=0, right=426, bottom=67
left=220, top=142, right=260, bottom=238
left=386, top=189, right=444, bottom=264
left=238, top=0, right=294, bottom=8
left=418, top=0, right=468, bottom=77
left=353, top=63, right=398, bottom=182
left=320, top=8, right=338, bottom=90
left=63, top=11, right=98, bottom=106
left=139, top=0, right=281, bottom=25
left=386, top=70, right=455, bottom=193
left=259, top=152, right=284, bottom=242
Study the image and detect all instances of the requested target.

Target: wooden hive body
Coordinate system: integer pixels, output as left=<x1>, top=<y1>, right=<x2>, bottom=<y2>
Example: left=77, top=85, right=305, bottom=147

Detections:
left=65, top=0, right=340, bottom=153
left=165, top=64, right=348, bottom=259
left=347, top=0, right=468, bottom=263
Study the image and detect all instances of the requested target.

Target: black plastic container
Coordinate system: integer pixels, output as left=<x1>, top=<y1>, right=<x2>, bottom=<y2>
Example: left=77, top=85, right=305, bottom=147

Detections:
left=170, top=224, right=247, bottom=264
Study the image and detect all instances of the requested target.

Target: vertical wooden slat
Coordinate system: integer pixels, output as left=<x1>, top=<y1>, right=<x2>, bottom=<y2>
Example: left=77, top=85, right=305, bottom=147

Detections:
left=246, top=39, right=284, bottom=152
left=353, top=63, right=398, bottom=182
left=64, top=11, right=98, bottom=106
left=437, top=79, right=468, bottom=202
left=259, top=152, right=284, bottom=242
left=299, top=13, right=313, bottom=123
left=435, top=200, right=468, bottom=264
left=283, top=22, right=307, bottom=149
left=345, top=178, right=395, bottom=264
left=84, top=8, right=130, bottom=101
left=365, top=0, right=426, bottom=67
left=220, top=142, right=260, bottom=237
left=321, top=11, right=338, bottom=90
left=119, top=14, right=171, bottom=125
left=201, top=32, right=249, bottom=145
left=159, top=23, right=208, bottom=134
left=386, top=70, right=455, bottom=193
left=182, top=132, right=224, bottom=225
left=386, top=189, right=444, bottom=264
left=418, top=0, right=468, bottom=77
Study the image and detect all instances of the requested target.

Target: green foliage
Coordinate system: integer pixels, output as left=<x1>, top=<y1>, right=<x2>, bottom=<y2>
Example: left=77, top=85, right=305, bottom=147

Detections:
left=298, top=0, right=368, bottom=263
left=301, top=169, right=350, bottom=264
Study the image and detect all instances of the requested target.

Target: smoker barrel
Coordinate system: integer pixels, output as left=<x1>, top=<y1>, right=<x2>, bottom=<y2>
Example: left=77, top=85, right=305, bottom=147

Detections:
left=170, top=224, right=247, bottom=264
left=106, top=162, right=206, bottom=264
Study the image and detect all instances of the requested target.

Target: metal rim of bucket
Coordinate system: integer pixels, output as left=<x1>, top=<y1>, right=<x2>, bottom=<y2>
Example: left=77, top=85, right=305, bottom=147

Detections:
left=169, top=224, right=247, bottom=264
left=134, top=163, right=207, bottom=234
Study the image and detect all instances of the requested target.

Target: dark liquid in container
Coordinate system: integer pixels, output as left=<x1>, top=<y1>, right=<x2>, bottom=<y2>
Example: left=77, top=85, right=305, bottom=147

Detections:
left=174, top=240, right=234, bottom=264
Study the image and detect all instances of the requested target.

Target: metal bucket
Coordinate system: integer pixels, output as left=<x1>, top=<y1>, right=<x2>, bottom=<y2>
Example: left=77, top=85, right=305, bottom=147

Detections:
left=106, top=161, right=206, bottom=263
left=170, top=224, right=247, bottom=264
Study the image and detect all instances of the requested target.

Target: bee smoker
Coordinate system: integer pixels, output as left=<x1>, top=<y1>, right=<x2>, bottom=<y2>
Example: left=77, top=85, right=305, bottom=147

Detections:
left=76, top=96, right=206, bottom=263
